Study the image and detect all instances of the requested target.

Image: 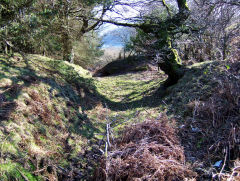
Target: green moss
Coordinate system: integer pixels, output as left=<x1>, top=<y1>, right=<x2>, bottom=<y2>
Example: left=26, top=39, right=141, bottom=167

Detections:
left=0, top=162, right=39, bottom=181
left=58, top=159, right=69, bottom=168
left=165, top=36, right=182, bottom=65
left=63, top=61, right=91, bottom=78
left=171, top=48, right=182, bottom=64
left=187, top=61, right=214, bottom=68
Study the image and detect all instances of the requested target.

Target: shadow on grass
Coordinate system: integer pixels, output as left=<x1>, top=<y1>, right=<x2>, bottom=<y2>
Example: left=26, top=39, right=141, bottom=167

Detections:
left=0, top=55, right=100, bottom=140
left=0, top=54, right=172, bottom=137
left=98, top=62, right=218, bottom=112
left=101, top=86, right=168, bottom=111
left=0, top=54, right=183, bottom=180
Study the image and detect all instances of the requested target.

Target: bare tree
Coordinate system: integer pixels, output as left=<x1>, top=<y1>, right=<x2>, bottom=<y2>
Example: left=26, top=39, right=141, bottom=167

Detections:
left=98, top=0, right=191, bottom=87
left=186, top=0, right=240, bottom=61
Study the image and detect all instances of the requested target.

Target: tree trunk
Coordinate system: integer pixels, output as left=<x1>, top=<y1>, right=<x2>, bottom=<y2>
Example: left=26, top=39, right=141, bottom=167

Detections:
left=156, top=35, right=185, bottom=87
left=222, top=34, right=228, bottom=60
left=159, top=61, right=184, bottom=87
left=159, top=46, right=185, bottom=87
left=62, top=32, right=72, bottom=62
left=157, top=0, right=189, bottom=87
left=5, top=44, right=8, bottom=54
left=70, top=48, right=74, bottom=63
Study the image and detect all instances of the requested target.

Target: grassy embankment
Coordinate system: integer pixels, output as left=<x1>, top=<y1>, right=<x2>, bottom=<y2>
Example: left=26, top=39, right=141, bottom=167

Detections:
left=0, top=54, right=164, bottom=180
left=0, top=54, right=100, bottom=180
left=0, top=54, right=238, bottom=180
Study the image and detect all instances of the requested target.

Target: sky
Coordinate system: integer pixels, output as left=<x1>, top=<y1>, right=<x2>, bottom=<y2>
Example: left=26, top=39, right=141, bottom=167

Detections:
left=98, top=0, right=141, bottom=47
left=98, top=0, right=177, bottom=47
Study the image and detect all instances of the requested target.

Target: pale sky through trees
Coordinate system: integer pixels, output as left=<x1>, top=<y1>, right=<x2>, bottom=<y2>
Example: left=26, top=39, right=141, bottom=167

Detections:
left=100, top=0, right=140, bottom=36
left=99, top=0, right=177, bottom=47
left=99, top=0, right=141, bottom=47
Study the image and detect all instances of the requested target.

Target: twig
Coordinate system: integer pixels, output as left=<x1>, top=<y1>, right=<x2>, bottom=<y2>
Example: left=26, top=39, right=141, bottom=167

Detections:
left=229, top=166, right=240, bottom=181
left=33, top=166, right=47, bottom=174
left=56, top=165, right=68, bottom=173
left=17, top=169, right=29, bottom=181
left=193, top=99, right=200, bottom=121
left=143, top=108, right=151, bottom=114
left=219, top=146, right=228, bottom=176
left=162, top=100, right=168, bottom=106
left=106, top=123, right=111, bottom=148
left=105, top=141, right=108, bottom=158
left=104, top=103, right=112, bottom=148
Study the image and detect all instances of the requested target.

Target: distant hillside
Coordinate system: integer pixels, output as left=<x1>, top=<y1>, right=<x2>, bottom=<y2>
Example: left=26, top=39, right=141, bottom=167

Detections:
left=102, top=47, right=122, bottom=58
left=102, top=33, right=124, bottom=48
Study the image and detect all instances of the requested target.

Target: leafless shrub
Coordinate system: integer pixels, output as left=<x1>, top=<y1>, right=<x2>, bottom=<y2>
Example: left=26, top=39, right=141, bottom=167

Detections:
left=180, top=61, right=240, bottom=180
left=197, top=81, right=239, bottom=127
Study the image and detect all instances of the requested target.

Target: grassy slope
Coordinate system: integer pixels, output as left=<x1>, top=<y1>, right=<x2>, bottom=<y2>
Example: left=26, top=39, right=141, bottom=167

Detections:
left=0, top=54, right=102, bottom=180
left=0, top=54, right=235, bottom=180
left=0, top=54, right=167, bottom=180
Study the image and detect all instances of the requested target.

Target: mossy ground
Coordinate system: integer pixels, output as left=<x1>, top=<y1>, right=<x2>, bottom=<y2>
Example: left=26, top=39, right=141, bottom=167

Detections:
left=0, top=53, right=233, bottom=180
left=0, top=54, right=100, bottom=180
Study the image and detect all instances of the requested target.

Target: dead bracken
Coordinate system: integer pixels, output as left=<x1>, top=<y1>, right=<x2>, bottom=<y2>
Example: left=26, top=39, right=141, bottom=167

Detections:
left=95, top=118, right=196, bottom=181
